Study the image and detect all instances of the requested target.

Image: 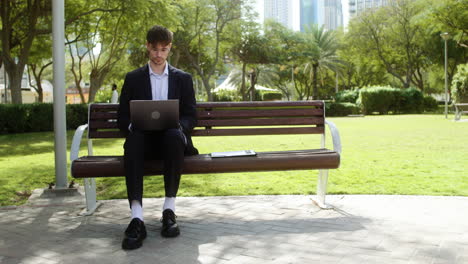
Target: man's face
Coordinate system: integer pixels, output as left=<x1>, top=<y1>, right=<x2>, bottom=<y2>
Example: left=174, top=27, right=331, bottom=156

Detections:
left=146, top=42, right=171, bottom=66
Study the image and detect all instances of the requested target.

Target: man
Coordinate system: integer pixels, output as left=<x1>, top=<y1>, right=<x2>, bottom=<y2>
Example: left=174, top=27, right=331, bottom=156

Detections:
left=117, top=25, right=198, bottom=250
left=111, top=83, right=119, bottom=104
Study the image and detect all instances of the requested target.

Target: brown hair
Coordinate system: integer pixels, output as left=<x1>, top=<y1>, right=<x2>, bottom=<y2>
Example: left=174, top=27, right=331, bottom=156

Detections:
left=146, top=25, right=173, bottom=45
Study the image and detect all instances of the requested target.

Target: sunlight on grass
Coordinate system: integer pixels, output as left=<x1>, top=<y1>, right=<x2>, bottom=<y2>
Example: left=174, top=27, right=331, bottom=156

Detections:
left=0, top=114, right=467, bottom=206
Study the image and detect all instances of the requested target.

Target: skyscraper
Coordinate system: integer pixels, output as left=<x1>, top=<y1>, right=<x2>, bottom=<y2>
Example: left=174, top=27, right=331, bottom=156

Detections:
left=324, top=0, right=343, bottom=30
left=264, top=0, right=294, bottom=30
left=300, top=0, right=342, bottom=31
left=348, top=0, right=389, bottom=18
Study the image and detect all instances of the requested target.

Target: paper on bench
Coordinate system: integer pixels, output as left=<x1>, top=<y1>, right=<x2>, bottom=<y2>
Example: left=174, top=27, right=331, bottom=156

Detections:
left=210, top=150, right=257, bottom=158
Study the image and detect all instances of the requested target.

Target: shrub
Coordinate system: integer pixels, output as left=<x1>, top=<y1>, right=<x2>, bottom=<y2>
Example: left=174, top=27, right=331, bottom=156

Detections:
left=66, top=104, right=88, bottom=130
left=27, top=103, right=54, bottom=132
left=0, top=103, right=88, bottom=134
left=396, top=87, right=424, bottom=114
left=213, top=89, right=241, bottom=102
left=423, top=95, right=439, bottom=112
left=325, top=102, right=360, bottom=117
left=262, top=91, right=282, bottom=101
left=335, top=89, right=359, bottom=103
left=0, top=104, right=30, bottom=133
left=358, top=86, right=425, bottom=114
left=358, top=86, right=398, bottom=114
left=451, top=63, right=468, bottom=103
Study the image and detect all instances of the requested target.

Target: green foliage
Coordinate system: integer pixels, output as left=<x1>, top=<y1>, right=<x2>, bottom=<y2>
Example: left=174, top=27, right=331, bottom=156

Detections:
left=94, top=87, right=113, bottom=103
left=66, top=104, right=89, bottom=130
left=423, top=95, right=439, bottom=112
left=325, top=102, right=360, bottom=117
left=335, top=90, right=360, bottom=103
left=0, top=103, right=88, bottom=134
left=358, top=86, right=426, bottom=114
left=262, top=91, right=283, bottom=101
left=358, top=86, right=398, bottom=114
left=0, top=104, right=29, bottom=133
left=451, top=63, right=468, bottom=103
left=212, top=89, right=241, bottom=102
left=27, top=103, right=54, bottom=132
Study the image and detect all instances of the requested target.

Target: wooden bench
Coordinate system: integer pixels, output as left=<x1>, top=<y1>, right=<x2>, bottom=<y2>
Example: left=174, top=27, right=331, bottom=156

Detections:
left=70, top=101, right=342, bottom=215
left=454, top=103, right=468, bottom=121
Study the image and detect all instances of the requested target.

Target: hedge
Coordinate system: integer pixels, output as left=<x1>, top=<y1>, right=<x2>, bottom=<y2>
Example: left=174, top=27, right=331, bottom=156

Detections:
left=325, top=102, right=361, bottom=117
left=335, top=89, right=360, bottom=103
left=0, top=103, right=88, bottom=134
left=357, top=86, right=427, bottom=115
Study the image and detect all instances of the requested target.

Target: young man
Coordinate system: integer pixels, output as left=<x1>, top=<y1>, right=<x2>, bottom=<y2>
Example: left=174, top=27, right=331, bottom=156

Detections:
left=111, top=83, right=119, bottom=104
left=117, top=25, right=198, bottom=250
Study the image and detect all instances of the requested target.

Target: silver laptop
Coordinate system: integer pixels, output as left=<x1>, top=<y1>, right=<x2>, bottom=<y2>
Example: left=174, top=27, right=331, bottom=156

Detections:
left=130, top=100, right=179, bottom=131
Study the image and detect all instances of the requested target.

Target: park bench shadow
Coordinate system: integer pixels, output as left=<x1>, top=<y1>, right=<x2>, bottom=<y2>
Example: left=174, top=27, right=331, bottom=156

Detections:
left=1, top=202, right=370, bottom=264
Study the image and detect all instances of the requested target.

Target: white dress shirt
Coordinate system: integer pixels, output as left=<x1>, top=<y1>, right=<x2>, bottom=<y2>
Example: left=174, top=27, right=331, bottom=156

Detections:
left=148, top=62, right=169, bottom=100
left=111, top=90, right=119, bottom=103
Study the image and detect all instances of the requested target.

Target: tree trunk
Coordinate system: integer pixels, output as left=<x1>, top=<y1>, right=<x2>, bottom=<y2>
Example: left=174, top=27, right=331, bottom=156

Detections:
left=241, top=63, right=247, bottom=100
left=8, top=68, right=23, bottom=104
left=201, top=77, right=212, bottom=101
left=312, top=64, right=318, bottom=100
left=89, top=70, right=108, bottom=103
left=74, top=80, right=86, bottom=104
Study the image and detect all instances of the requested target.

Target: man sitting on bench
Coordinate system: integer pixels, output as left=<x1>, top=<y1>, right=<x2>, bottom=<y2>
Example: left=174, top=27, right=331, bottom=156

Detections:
left=117, top=25, right=198, bottom=250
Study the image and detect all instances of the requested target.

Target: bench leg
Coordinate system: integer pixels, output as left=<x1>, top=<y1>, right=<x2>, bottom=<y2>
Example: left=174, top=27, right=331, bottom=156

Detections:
left=312, top=170, right=333, bottom=209
left=80, top=178, right=102, bottom=216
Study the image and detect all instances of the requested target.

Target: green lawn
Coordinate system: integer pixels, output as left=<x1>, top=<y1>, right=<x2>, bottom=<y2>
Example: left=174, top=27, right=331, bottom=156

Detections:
left=0, top=114, right=467, bottom=206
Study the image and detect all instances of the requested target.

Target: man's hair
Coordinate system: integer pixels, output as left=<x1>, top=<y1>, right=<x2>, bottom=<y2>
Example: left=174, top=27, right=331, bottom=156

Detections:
left=146, top=25, right=173, bottom=46
left=112, top=83, right=117, bottom=90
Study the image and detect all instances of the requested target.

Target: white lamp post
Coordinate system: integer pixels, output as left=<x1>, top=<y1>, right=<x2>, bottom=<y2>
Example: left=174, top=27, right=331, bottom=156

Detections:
left=440, top=32, right=451, bottom=119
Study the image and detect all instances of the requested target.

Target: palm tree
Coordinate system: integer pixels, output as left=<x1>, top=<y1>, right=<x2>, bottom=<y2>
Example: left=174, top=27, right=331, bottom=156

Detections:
left=303, top=24, right=343, bottom=99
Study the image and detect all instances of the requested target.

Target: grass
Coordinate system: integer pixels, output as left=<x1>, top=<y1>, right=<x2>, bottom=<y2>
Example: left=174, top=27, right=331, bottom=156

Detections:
left=0, top=114, right=467, bottom=206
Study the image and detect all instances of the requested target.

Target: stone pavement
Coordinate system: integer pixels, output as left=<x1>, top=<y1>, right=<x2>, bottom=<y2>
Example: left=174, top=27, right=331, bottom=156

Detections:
left=0, top=193, right=467, bottom=264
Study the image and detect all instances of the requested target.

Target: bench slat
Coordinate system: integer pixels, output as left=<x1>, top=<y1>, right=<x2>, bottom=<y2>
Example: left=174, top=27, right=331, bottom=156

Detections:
left=72, top=148, right=339, bottom=178
left=197, top=108, right=323, bottom=118
left=192, top=127, right=324, bottom=136
left=89, top=121, right=119, bottom=129
left=197, top=101, right=323, bottom=108
left=90, top=112, right=118, bottom=120
left=198, top=117, right=324, bottom=127
left=88, top=130, right=122, bottom=138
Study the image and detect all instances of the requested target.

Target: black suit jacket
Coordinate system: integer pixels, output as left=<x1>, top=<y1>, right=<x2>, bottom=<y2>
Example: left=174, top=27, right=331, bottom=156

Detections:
left=117, top=64, right=198, bottom=155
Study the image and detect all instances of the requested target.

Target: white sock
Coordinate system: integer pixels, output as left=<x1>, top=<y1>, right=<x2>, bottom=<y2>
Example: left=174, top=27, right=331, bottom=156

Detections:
left=131, top=200, right=144, bottom=221
left=163, top=197, right=176, bottom=212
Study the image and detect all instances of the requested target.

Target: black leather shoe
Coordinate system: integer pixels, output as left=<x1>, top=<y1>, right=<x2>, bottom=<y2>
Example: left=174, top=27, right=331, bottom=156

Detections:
left=122, top=218, right=147, bottom=250
left=161, top=209, right=180, bottom=238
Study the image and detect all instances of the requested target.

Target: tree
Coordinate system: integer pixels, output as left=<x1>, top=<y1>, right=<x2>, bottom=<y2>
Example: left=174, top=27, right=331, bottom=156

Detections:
left=303, top=24, right=342, bottom=99
left=172, top=0, right=244, bottom=101
left=0, top=0, right=51, bottom=103
left=230, top=18, right=274, bottom=100
left=0, top=0, right=118, bottom=103
left=27, top=35, right=52, bottom=102
left=431, top=0, right=468, bottom=49
left=347, top=0, right=431, bottom=90
left=263, top=21, right=307, bottom=100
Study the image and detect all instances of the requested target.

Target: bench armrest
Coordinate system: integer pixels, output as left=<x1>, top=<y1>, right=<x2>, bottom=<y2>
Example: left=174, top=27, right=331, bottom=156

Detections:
left=325, top=120, right=342, bottom=154
left=70, top=124, right=89, bottom=161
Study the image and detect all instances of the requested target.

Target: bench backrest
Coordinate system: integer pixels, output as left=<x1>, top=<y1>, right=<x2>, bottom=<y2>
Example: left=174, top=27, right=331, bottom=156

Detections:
left=88, top=101, right=325, bottom=139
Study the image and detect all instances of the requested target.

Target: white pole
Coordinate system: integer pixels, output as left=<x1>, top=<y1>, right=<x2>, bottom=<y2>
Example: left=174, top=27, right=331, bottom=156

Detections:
left=52, top=0, right=68, bottom=188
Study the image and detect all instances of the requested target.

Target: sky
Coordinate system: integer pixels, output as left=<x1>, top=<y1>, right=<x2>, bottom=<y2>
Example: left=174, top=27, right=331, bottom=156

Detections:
left=253, top=0, right=350, bottom=30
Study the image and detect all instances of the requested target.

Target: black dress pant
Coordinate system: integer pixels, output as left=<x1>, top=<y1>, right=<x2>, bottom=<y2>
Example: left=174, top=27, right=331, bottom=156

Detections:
left=123, top=128, right=186, bottom=206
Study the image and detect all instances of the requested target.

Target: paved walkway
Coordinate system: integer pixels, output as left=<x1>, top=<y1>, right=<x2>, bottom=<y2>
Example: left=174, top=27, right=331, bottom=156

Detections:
left=0, top=192, right=467, bottom=264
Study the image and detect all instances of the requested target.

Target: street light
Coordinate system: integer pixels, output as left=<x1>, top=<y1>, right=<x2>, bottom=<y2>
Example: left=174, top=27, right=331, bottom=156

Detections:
left=440, top=32, right=451, bottom=119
